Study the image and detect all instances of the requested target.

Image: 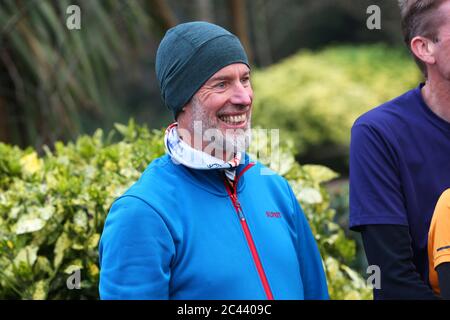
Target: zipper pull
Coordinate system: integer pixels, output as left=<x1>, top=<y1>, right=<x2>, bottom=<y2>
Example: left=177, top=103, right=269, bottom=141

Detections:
left=232, top=194, right=245, bottom=220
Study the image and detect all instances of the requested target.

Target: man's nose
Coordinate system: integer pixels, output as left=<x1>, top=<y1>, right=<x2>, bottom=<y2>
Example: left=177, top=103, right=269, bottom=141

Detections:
left=230, top=82, right=253, bottom=106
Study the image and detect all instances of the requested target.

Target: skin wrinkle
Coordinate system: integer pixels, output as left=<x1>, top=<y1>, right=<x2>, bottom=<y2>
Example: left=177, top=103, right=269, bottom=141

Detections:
left=177, top=63, right=253, bottom=161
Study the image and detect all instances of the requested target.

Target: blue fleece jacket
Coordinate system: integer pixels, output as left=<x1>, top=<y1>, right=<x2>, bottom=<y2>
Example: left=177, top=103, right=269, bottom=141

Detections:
left=98, top=154, right=328, bottom=300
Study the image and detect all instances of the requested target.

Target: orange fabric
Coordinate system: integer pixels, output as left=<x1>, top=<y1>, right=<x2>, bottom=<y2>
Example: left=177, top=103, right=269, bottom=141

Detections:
left=428, top=189, right=450, bottom=296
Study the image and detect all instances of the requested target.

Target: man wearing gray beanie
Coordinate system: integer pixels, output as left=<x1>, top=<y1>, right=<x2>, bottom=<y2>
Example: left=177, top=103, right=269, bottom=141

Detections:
left=99, top=21, right=328, bottom=300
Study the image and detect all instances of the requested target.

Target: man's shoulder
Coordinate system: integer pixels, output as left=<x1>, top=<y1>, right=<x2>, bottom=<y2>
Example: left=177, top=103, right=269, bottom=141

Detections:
left=353, top=86, right=420, bottom=130
left=130, top=153, right=172, bottom=182
left=118, top=154, right=179, bottom=204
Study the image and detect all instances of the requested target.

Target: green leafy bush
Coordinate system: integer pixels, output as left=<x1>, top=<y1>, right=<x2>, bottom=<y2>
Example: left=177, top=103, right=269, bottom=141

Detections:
left=252, top=45, right=422, bottom=156
left=0, top=120, right=371, bottom=299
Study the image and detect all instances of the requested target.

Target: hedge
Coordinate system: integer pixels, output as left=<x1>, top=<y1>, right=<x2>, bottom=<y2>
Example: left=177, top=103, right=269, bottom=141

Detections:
left=252, top=44, right=422, bottom=156
left=0, top=120, right=371, bottom=299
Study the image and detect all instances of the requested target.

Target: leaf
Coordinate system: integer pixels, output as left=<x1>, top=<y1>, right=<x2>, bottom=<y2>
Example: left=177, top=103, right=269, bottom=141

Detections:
left=53, top=233, right=71, bottom=268
left=270, top=151, right=295, bottom=176
left=14, top=245, right=39, bottom=267
left=88, top=262, right=99, bottom=277
left=35, top=256, right=53, bottom=275
left=324, top=256, right=340, bottom=278
left=9, top=206, right=21, bottom=219
left=64, top=261, right=83, bottom=275
left=302, top=165, right=339, bottom=184
left=87, top=233, right=100, bottom=250
left=15, top=216, right=46, bottom=235
left=73, top=210, right=88, bottom=231
left=32, top=280, right=48, bottom=300
left=71, top=243, right=84, bottom=250
left=114, top=123, right=129, bottom=137
left=38, top=206, right=54, bottom=221
left=19, top=152, right=42, bottom=175
left=298, top=187, right=323, bottom=205
left=341, top=265, right=366, bottom=286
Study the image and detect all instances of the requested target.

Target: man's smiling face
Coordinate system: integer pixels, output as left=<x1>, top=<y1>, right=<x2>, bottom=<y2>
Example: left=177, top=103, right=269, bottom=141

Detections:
left=178, top=63, right=253, bottom=158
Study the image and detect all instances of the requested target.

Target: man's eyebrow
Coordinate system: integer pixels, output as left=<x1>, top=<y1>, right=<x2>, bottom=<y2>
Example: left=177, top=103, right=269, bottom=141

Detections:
left=208, top=75, right=230, bottom=82
left=208, top=71, right=251, bottom=83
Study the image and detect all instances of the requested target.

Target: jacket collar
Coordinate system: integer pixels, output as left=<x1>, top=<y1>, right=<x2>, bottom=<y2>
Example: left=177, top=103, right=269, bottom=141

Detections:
left=166, top=153, right=255, bottom=196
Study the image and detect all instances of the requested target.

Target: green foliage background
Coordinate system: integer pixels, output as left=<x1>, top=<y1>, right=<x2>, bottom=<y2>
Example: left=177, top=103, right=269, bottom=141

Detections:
left=0, top=120, right=371, bottom=300
left=252, top=45, right=422, bottom=156
left=0, top=45, right=423, bottom=300
left=0, top=0, right=423, bottom=301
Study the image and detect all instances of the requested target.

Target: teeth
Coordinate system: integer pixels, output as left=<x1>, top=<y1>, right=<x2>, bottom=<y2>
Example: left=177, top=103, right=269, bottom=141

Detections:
left=220, top=114, right=246, bottom=124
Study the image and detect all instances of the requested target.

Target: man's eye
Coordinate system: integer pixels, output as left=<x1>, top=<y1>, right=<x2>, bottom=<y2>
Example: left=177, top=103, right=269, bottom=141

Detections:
left=241, top=77, right=250, bottom=85
left=215, top=82, right=226, bottom=88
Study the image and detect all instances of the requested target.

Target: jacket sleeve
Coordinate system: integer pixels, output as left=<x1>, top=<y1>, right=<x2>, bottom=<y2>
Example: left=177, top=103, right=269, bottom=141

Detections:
left=360, top=224, right=438, bottom=300
left=436, top=263, right=450, bottom=300
left=99, top=195, right=175, bottom=299
left=287, top=182, right=329, bottom=300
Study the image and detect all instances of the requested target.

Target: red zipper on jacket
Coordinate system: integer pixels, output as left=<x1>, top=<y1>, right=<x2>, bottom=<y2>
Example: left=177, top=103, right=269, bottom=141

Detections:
left=224, top=163, right=274, bottom=300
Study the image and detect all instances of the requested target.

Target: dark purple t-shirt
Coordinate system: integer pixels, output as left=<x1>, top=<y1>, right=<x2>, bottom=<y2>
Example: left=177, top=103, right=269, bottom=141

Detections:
left=349, top=84, right=450, bottom=283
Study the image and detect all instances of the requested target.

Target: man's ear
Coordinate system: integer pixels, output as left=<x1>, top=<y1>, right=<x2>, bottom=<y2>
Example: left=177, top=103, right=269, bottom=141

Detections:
left=410, top=36, right=437, bottom=65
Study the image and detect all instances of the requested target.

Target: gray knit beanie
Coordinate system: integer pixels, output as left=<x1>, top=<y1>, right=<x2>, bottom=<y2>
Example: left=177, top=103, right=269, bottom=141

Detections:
left=155, top=21, right=249, bottom=118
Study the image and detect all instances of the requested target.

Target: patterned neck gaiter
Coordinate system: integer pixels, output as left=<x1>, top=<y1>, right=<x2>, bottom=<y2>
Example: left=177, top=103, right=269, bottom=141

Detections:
left=164, top=123, right=241, bottom=180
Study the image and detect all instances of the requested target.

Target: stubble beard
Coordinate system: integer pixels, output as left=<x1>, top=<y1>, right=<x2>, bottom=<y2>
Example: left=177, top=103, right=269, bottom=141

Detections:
left=190, top=97, right=252, bottom=160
